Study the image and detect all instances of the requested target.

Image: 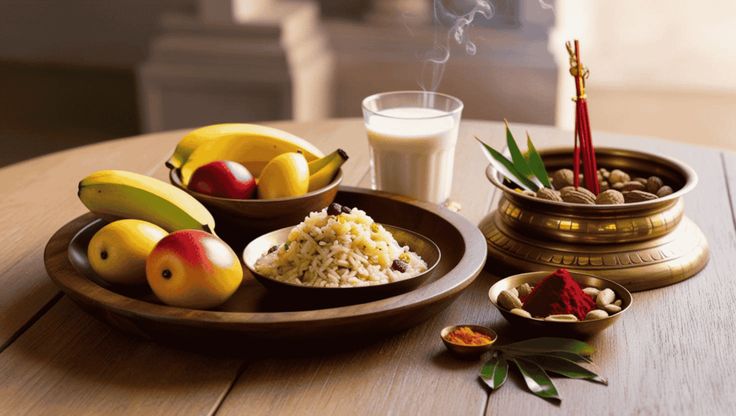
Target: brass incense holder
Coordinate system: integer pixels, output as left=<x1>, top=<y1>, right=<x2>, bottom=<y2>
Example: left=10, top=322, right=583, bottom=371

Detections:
left=479, top=147, right=709, bottom=291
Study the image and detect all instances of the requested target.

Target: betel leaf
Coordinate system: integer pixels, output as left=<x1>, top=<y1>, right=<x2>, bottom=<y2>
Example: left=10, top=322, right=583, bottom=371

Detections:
left=475, top=137, right=539, bottom=192
left=499, top=337, right=595, bottom=357
left=504, top=120, right=533, bottom=179
left=511, top=358, right=561, bottom=402
left=480, top=354, right=508, bottom=390
left=537, top=352, right=603, bottom=374
left=525, top=133, right=551, bottom=188
left=515, top=351, right=593, bottom=364
left=524, top=355, right=607, bottom=385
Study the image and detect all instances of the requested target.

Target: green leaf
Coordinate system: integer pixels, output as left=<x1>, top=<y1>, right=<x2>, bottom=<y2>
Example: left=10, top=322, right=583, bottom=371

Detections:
left=480, top=354, right=508, bottom=390
left=511, top=358, right=561, bottom=401
left=523, top=355, right=607, bottom=385
left=505, top=120, right=534, bottom=179
left=516, top=351, right=593, bottom=364
left=525, top=133, right=551, bottom=188
left=475, top=137, right=539, bottom=192
left=499, top=337, right=595, bottom=357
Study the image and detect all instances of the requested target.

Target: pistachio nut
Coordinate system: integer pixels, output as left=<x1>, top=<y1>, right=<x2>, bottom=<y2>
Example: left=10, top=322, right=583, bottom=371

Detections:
left=596, top=288, right=616, bottom=307
left=585, top=309, right=609, bottom=320
left=604, top=304, right=622, bottom=314
left=544, top=314, right=579, bottom=322
left=583, top=287, right=600, bottom=297
left=510, top=308, right=532, bottom=318
left=517, top=282, right=533, bottom=298
left=497, top=290, right=523, bottom=310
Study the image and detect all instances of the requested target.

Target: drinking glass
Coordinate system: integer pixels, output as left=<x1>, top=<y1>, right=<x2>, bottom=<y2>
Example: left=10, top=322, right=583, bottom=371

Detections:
left=361, top=91, right=463, bottom=204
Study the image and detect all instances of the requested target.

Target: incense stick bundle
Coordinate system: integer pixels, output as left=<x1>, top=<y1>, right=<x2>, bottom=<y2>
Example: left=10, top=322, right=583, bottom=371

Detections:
left=567, top=40, right=600, bottom=195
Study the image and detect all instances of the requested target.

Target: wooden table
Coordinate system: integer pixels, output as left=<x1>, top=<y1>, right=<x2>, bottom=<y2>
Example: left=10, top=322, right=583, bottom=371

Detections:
left=1, top=119, right=734, bottom=415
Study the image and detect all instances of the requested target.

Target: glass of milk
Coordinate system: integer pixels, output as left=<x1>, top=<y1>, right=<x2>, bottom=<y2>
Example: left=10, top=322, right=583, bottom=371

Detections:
left=362, top=91, right=463, bottom=204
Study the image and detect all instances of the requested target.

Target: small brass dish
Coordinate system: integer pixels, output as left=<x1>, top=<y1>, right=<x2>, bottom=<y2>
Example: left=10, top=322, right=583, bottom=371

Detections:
left=440, top=324, right=497, bottom=357
left=488, top=271, right=632, bottom=338
left=243, top=224, right=441, bottom=304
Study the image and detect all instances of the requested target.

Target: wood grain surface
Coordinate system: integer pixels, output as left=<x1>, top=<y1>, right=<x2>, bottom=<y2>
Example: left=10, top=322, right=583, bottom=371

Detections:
left=0, top=134, right=176, bottom=348
left=0, top=119, right=734, bottom=415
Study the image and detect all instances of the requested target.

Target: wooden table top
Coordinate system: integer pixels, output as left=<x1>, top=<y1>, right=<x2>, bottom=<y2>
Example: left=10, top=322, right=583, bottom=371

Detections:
left=1, top=118, right=734, bottom=415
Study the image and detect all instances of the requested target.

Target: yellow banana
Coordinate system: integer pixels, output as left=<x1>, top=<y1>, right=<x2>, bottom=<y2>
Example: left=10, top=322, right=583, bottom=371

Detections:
left=79, top=170, right=216, bottom=233
left=257, top=153, right=309, bottom=199
left=308, top=149, right=348, bottom=191
left=174, top=124, right=324, bottom=184
left=166, top=124, right=258, bottom=169
left=307, top=149, right=348, bottom=175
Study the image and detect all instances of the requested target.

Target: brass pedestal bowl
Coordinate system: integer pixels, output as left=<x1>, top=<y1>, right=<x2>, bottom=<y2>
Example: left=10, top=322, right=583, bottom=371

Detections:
left=479, top=147, right=709, bottom=291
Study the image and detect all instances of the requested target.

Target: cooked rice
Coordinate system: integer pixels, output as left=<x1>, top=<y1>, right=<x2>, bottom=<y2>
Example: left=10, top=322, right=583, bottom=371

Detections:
left=254, top=207, right=427, bottom=287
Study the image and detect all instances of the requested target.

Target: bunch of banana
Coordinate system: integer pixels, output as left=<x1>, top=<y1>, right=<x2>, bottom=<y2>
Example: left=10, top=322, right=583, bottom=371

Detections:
left=170, top=123, right=325, bottom=185
left=78, top=170, right=216, bottom=232
left=257, top=149, right=349, bottom=198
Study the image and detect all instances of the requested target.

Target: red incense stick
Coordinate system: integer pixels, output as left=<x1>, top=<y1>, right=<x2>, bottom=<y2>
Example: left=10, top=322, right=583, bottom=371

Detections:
left=567, top=40, right=599, bottom=194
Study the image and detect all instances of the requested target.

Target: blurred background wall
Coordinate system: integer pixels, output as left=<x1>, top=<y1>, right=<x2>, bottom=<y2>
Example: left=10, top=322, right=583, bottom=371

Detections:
left=0, top=0, right=733, bottom=167
left=0, top=0, right=195, bottom=165
left=553, top=1, right=736, bottom=151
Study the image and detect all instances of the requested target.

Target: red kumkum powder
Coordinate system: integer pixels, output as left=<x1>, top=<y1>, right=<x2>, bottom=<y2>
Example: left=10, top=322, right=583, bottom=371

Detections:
left=522, top=268, right=595, bottom=320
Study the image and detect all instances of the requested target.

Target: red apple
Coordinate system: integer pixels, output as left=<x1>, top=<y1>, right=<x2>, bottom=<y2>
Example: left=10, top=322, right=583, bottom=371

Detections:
left=146, top=230, right=243, bottom=309
left=188, top=160, right=256, bottom=199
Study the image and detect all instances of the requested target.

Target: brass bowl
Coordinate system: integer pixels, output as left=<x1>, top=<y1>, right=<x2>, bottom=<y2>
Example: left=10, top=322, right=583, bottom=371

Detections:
left=485, top=147, right=698, bottom=244
left=242, top=224, right=441, bottom=305
left=170, top=168, right=341, bottom=249
left=440, top=324, right=497, bottom=357
left=488, top=271, right=632, bottom=338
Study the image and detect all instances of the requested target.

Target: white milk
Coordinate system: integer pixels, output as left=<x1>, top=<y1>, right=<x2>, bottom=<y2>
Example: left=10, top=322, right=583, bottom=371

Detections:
left=365, top=107, right=459, bottom=203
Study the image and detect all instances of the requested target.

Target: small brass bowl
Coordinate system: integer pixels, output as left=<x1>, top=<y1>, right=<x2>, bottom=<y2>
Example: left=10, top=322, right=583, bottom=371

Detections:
left=243, top=224, right=441, bottom=304
left=488, top=271, right=632, bottom=338
left=170, top=168, right=341, bottom=247
left=440, top=324, right=497, bottom=357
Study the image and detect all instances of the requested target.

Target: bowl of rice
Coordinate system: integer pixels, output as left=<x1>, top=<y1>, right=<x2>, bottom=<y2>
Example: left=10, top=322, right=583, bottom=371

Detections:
left=243, top=203, right=441, bottom=303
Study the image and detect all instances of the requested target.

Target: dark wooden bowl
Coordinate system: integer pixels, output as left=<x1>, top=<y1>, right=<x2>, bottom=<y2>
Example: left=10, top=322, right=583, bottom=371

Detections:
left=44, top=188, right=487, bottom=349
left=169, top=168, right=341, bottom=244
left=243, top=224, right=441, bottom=305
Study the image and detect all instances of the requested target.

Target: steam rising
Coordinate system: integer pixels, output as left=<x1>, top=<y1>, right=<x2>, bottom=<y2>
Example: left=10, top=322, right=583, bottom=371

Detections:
left=419, top=0, right=554, bottom=91
left=420, top=0, right=494, bottom=91
left=538, top=0, right=554, bottom=12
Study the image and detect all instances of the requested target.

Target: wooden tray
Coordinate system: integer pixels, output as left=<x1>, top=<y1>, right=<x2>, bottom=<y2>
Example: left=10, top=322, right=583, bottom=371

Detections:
left=44, top=188, right=487, bottom=349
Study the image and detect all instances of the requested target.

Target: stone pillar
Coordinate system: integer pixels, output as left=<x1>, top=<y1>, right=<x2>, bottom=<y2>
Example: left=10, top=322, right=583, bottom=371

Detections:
left=138, top=0, right=334, bottom=132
